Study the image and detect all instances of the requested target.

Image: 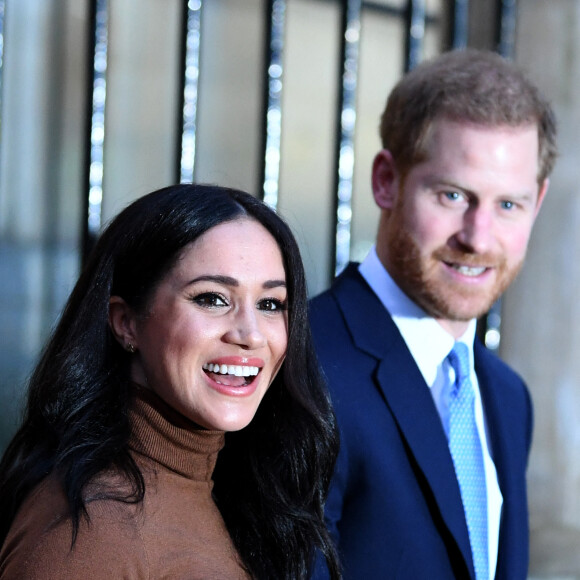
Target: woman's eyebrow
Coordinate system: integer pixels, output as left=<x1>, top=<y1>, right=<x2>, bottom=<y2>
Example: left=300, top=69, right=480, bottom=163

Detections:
left=188, top=274, right=238, bottom=286
left=263, top=280, right=286, bottom=289
left=187, top=275, right=286, bottom=289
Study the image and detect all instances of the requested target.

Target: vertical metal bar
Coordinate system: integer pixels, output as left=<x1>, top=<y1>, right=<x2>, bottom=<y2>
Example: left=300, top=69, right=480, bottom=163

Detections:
left=178, top=0, right=203, bottom=184
left=0, top=0, right=5, bottom=149
left=404, top=0, right=426, bottom=72
left=480, top=302, right=502, bottom=351
left=478, top=0, right=518, bottom=352
left=496, top=0, right=517, bottom=58
left=333, top=0, right=362, bottom=276
left=260, top=0, right=286, bottom=210
left=82, top=0, right=109, bottom=262
left=450, top=0, right=469, bottom=49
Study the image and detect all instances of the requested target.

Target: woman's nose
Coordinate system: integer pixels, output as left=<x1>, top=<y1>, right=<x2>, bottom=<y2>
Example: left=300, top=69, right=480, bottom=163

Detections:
left=223, top=307, right=267, bottom=349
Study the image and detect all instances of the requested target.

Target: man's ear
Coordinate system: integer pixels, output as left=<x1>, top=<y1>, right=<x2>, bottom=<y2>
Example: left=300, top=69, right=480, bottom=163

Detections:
left=534, top=177, right=550, bottom=219
left=372, top=149, right=399, bottom=210
left=108, top=296, right=138, bottom=351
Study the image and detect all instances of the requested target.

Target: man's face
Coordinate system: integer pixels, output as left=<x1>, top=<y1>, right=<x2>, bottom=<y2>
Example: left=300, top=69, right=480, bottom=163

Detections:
left=378, top=119, right=548, bottom=336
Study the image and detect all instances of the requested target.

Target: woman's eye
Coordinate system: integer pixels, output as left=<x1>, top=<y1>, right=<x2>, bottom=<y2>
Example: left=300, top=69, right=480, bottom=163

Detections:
left=192, top=292, right=228, bottom=308
left=258, top=298, right=287, bottom=312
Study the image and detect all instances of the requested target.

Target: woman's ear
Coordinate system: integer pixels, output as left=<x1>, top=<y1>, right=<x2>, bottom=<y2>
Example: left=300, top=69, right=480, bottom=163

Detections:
left=371, top=149, right=399, bottom=210
left=109, top=296, right=138, bottom=352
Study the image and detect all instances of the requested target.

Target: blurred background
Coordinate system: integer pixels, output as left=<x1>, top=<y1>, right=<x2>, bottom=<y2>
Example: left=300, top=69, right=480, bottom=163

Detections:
left=0, top=0, right=577, bottom=576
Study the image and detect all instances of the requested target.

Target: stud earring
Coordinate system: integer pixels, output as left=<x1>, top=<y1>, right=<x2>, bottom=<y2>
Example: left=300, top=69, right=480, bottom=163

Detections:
left=126, top=343, right=136, bottom=353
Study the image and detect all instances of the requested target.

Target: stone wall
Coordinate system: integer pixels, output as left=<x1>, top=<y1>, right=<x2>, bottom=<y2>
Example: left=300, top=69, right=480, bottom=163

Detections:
left=501, top=1, right=580, bottom=577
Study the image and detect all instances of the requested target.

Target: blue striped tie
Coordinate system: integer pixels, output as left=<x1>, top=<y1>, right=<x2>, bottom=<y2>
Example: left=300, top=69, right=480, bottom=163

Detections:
left=447, top=342, right=488, bottom=580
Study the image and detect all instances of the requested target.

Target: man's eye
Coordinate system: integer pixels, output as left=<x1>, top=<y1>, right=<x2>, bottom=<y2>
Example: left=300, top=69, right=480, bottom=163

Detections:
left=445, top=191, right=462, bottom=201
left=192, top=293, right=228, bottom=307
left=258, top=298, right=287, bottom=312
left=500, top=200, right=515, bottom=210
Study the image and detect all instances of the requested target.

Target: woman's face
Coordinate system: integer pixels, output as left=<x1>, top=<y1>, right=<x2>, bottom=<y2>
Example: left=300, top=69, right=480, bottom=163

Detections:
left=119, top=218, right=288, bottom=431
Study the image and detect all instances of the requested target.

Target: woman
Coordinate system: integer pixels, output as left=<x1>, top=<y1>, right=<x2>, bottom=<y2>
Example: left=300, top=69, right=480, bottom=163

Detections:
left=0, top=184, right=340, bottom=579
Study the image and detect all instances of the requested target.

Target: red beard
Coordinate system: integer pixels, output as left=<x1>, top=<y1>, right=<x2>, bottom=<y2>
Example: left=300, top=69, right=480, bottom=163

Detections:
left=385, top=221, right=522, bottom=322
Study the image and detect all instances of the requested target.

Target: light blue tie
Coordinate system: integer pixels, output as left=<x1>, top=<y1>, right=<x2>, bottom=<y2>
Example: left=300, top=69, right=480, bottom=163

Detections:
left=447, top=342, right=489, bottom=580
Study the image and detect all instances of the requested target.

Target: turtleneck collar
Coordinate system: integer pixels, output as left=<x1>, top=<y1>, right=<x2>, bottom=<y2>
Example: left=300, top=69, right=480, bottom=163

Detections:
left=128, top=384, right=226, bottom=481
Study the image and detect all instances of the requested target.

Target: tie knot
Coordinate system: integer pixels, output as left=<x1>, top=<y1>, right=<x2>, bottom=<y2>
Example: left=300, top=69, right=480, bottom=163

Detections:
left=448, top=342, right=471, bottom=386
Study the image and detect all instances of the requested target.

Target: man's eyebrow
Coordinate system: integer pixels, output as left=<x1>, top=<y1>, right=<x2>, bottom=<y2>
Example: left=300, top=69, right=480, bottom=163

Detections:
left=425, top=176, right=469, bottom=192
left=187, top=275, right=286, bottom=289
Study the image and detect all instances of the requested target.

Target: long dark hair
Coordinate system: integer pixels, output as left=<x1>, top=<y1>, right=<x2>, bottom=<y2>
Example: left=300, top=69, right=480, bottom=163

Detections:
left=0, top=184, right=340, bottom=579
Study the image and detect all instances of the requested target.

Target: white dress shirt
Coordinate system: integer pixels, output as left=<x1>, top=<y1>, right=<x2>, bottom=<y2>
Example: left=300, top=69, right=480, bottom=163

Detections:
left=359, top=247, right=502, bottom=580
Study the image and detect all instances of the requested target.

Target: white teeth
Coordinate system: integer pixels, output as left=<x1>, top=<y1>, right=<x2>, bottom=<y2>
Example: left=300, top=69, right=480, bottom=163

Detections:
left=453, top=265, right=486, bottom=276
left=203, top=363, right=260, bottom=376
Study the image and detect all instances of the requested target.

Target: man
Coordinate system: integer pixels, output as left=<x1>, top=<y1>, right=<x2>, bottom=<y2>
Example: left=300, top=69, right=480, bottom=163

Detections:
left=310, top=49, right=557, bottom=579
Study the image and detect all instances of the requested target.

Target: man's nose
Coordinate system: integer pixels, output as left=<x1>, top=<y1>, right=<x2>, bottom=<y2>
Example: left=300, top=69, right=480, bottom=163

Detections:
left=455, top=206, right=495, bottom=254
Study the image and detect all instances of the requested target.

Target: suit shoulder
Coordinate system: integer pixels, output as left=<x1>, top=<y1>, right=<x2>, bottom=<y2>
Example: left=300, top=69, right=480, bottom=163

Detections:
left=309, top=263, right=366, bottom=322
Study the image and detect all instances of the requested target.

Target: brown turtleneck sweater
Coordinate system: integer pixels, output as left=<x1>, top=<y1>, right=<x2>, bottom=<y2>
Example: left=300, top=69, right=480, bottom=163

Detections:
left=0, top=387, right=250, bottom=579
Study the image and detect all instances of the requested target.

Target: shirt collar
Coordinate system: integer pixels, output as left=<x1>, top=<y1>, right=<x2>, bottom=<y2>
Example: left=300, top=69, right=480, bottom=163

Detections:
left=359, top=246, right=476, bottom=386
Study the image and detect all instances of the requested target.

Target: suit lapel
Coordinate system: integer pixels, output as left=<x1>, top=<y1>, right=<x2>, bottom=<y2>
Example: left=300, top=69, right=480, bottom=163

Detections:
left=475, top=342, right=530, bottom=578
left=475, top=341, right=528, bottom=515
left=333, top=265, right=475, bottom=577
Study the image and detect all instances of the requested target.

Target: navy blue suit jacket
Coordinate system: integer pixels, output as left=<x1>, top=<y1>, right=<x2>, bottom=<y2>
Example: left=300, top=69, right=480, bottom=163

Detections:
left=309, top=264, right=532, bottom=579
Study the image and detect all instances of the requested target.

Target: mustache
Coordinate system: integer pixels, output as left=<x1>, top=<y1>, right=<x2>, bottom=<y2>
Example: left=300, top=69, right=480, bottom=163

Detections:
left=433, top=247, right=504, bottom=268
